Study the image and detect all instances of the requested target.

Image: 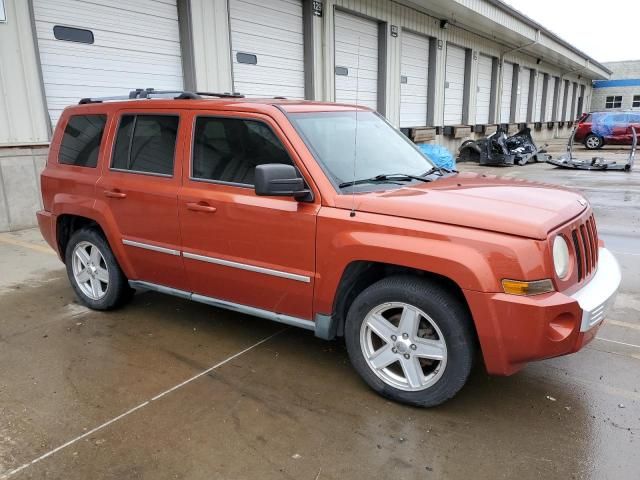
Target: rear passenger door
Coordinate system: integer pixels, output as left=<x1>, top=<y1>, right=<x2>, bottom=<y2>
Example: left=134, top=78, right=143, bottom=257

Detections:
left=96, top=111, right=187, bottom=291
left=178, top=111, right=319, bottom=321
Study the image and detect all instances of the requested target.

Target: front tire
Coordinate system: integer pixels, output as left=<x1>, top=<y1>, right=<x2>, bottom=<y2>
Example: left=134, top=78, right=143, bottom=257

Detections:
left=65, top=228, right=132, bottom=310
left=584, top=133, right=603, bottom=150
left=344, top=276, right=475, bottom=407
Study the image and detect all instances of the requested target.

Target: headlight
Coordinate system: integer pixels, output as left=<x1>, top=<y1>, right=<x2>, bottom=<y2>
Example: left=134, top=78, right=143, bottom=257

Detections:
left=553, top=236, right=570, bottom=279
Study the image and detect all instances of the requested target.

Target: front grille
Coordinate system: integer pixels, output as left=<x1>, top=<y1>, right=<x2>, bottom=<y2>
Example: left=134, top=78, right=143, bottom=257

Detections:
left=570, top=214, right=599, bottom=282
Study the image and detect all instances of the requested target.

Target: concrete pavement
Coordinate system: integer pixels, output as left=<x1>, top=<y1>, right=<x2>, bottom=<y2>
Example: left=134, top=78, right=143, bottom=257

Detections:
left=0, top=142, right=638, bottom=479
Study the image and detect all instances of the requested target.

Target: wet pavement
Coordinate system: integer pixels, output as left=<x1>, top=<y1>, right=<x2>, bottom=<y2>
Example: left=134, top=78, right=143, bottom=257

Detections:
left=0, top=141, right=639, bottom=479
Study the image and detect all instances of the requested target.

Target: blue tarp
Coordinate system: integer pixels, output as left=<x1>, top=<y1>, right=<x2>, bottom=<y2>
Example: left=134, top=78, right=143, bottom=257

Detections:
left=417, top=144, right=456, bottom=171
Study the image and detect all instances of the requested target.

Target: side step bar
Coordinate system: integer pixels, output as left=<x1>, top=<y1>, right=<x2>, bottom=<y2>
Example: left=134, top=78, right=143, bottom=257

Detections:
left=129, top=280, right=319, bottom=333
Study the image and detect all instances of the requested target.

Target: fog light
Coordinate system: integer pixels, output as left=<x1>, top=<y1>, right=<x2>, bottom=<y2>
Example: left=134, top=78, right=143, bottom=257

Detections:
left=502, top=279, right=554, bottom=296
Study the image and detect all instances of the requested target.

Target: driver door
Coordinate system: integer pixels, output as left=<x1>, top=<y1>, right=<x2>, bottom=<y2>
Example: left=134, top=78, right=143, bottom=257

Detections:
left=178, top=111, right=319, bottom=320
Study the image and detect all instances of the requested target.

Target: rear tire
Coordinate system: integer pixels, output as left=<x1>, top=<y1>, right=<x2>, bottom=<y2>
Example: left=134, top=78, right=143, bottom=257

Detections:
left=584, top=133, right=603, bottom=150
left=344, top=275, right=475, bottom=407
left=64, top=228, right=133, bottom=310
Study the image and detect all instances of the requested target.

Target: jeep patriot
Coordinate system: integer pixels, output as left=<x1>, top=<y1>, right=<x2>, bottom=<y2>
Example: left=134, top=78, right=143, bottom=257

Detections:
left=37, top=90, right=621, bottom=406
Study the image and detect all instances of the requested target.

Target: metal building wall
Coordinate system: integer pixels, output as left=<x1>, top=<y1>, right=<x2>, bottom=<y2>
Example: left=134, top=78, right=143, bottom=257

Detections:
left=0, top=0, right=49, bottom=146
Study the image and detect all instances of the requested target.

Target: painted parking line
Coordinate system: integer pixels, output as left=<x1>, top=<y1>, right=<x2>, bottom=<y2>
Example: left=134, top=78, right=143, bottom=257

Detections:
left=596, top=337, right=640, bottom=349
left=0, top=328, right=287, bottom=479
left=0, top=234, right=56, bottom=256
left=606, top=319, right=640, bottom=331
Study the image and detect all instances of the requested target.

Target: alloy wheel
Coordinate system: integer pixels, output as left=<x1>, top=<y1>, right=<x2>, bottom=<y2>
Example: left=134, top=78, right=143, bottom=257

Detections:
left=72, top=241, right=109, bottom=300
left=360, top=302, right=447, bottom=391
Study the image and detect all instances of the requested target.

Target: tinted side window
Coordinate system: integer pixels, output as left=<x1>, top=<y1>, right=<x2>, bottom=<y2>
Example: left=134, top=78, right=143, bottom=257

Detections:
left=59, top=115, right=106, bottom=167
left=112, top=115, right=179, bottom=175
left=192, top=117, right=293, bottom=185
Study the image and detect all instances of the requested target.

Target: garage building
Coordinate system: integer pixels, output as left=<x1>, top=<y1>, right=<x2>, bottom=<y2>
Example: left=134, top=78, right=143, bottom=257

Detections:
left=0, top=0, right=611, bottom=231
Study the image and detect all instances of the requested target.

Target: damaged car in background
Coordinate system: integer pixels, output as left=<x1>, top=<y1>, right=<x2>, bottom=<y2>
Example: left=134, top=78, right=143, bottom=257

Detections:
left=457, top=127, right=551, bottom=166
left=548, top=116, right=637, bottom=172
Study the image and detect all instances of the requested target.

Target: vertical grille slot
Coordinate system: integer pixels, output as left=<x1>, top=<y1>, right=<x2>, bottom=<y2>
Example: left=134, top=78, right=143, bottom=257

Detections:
left=585, top=218, right=597, bottom=269
left=590, top=215, right=599, bottom=264
left=571, top=229, right=584, bottom=281
left=580, top=225, right=591, bottom=275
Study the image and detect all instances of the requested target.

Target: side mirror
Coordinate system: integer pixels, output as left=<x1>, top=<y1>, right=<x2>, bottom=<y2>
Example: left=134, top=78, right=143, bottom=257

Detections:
left=254, top=164, right=311, bottom=200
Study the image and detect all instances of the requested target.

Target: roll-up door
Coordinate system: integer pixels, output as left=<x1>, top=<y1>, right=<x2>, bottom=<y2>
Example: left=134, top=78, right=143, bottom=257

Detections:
left=229, top=0, right=305, bottom=98
left=518, top=67, right=531, bottom=122
left=534, top=73, right=544, bottom=122
left=334, top=11, right=379, bottom=110
left=400, top=31, right=429, bottom=128
left=545, top=76, right=556, bottom=121
left=32, top=0, right=184, bottom=125
left=444, top=44, right=466, bottom=125
left=500, top=62, right=514, bottom=123
left=476, top=54, right=493, bottom=124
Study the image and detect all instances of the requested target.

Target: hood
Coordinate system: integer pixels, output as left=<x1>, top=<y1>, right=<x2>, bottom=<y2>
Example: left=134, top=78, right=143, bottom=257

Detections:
left=335, top=172, right=588, bottom=239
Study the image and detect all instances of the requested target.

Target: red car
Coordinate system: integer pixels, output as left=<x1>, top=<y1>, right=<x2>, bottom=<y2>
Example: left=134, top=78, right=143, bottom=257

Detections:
left=574, top=111, right=640, bottom=149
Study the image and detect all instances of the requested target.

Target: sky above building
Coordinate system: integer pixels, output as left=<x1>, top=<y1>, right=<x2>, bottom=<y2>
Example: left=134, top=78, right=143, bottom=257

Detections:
left=503, top=0, right=638, bottom=63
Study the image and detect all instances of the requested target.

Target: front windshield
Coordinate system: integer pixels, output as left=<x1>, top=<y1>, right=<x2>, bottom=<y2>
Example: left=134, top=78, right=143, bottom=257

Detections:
left=288, top=111, right=434, bottom=189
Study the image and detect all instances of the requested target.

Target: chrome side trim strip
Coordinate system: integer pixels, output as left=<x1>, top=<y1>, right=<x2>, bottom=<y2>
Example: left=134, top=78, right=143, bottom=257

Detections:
left=182, top=251, right=311, bottom=283
left=122, top=239, right=180, bottom=256
left=191, top=294, right=315, bottom=330
left=128, top=280, right=315, bottom=331
left=128, top=280, right=191, bottom=300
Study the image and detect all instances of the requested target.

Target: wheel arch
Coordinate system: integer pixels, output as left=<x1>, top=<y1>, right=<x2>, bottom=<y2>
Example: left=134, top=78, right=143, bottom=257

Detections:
left=54, top=206, right=134, bottom=278
left=328, top=261, right=476, bottom=344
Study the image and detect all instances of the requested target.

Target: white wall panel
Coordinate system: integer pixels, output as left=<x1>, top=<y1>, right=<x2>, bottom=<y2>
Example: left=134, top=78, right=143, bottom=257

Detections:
left=399, top=31, right=429, bottom=128
left=533, top=72, right=544, bottom=122
left=444, top=44, right=466, bottom=125
left=518, top=67, right=531, bottom=122
left=500, top=62, right=514, bottom=123
left=545, top=76, right=556, bottom=121
left=475, top=54, right=492, bottom=124
left=0, top=0, right=50, bottom=144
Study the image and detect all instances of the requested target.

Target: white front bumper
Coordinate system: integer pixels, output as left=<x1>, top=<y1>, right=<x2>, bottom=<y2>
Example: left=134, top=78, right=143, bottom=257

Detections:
left=570, top=247, right=621, bottom=332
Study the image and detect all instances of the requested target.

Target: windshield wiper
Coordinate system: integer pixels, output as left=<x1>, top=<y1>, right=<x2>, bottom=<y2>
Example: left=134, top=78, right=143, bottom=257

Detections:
left=338, top=173, right=433, bottom=189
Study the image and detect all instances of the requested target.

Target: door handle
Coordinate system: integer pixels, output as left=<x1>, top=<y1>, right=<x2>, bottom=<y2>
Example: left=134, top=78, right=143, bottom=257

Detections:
left=186, top=202, right=217, bottom=213
left=104, top=190, right=127, bottom=199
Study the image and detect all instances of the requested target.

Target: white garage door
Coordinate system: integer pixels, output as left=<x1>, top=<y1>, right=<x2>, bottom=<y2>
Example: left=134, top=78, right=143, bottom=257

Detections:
left=534, top=73, right=544, bottom=122
left=229, top=0, right=304, bottom=99
left=545, top=76, right=556, bottom=121
left=518, top=67, right=531, bottom=122
left=476, top=54, right=493, bottom=125
left=400, top=31, right=429, bottom=128
left=334, top=11, right=379, bottom=110
left=33, top=0, right=184, bottom=125
left=500, top=62, right=514, bottom=123
left=444, top=44, right=466, bottom=126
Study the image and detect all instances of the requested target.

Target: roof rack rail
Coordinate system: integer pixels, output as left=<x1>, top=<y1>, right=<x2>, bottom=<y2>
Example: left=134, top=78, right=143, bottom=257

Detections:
left=79, top=88, right=244, bottom=104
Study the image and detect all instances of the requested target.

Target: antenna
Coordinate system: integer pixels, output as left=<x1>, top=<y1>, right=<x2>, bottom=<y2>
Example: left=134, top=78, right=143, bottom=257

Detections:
left=350, top=38, right=362, bottom=218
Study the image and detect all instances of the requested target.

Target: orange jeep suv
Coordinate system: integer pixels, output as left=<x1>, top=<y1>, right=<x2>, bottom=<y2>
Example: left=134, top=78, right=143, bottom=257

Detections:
left=37, top=89, right=621, bottom=407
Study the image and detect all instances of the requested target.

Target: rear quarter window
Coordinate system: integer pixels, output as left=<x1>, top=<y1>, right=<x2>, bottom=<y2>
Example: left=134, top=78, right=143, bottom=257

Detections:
left=111, top=114, right=179, bottom=176
left=58, top=115, right=107, bottom=168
